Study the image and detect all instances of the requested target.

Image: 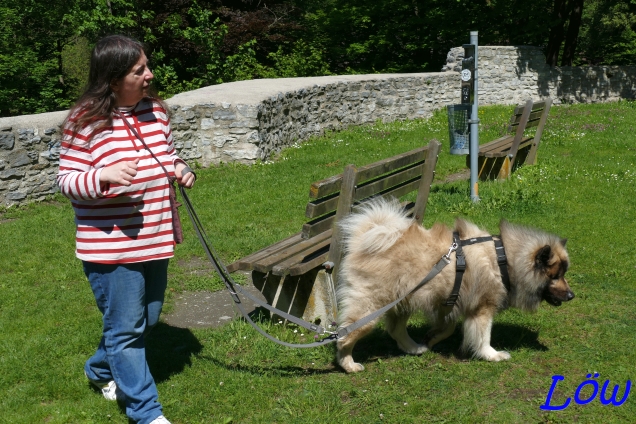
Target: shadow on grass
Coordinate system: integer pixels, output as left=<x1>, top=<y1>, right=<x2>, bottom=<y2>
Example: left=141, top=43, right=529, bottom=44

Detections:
left=200, top=355, right=342, bottom=378
left=347, top=322, right=548, bottom=365
left=146, top=322, right=204, bottom=383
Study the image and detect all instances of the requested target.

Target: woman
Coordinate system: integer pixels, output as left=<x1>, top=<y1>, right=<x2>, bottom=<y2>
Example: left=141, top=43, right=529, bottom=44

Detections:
left=57, top=35, right=194, bottom=424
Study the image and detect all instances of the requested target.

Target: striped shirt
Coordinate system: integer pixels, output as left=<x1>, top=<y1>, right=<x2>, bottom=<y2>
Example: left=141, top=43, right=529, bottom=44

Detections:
left=57, top=99, right=186, bottom=264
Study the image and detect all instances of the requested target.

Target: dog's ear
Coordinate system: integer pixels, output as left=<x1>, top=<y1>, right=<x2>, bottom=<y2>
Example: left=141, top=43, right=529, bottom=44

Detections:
left=535, top=245, right=552, bottom=269
left=560, top=238, right=568, bottom=247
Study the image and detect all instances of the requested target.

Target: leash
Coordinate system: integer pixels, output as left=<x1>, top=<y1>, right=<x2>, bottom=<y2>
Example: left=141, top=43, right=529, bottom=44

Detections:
left=178, top=186, right=454, bottom=347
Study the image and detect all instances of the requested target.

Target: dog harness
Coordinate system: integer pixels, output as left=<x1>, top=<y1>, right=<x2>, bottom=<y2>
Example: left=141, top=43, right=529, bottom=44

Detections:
left=444, top=232, right=511, bottom=307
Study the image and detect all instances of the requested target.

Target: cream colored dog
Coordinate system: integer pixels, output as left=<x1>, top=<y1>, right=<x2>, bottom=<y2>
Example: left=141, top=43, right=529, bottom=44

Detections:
left=336, top=198, right=574, bottom=373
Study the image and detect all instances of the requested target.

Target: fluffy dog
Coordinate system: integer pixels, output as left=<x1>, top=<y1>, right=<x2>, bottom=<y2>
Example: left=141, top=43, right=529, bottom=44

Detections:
left=336, top=198, right=574, bottom=373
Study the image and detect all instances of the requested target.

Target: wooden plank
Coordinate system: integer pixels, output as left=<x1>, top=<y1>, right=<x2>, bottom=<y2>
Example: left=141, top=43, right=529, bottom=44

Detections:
left=305, top=160, right=426, bottom=219
left=252, top=229, right=333, bottom=274
left=272, top=238, right=332, bottom=276
left=308, top=173, right=343, bottom=200
left=355, top=146, right=428, bottom=185
left=412, top=139, right=441, bottom=224
left=288, top=249, right=331, bottom=277
left=305, top=193, right=339, bottom=219
left=511, top=110, right=543, bottom=126
left=327, top=164, right=358, bottom=288
left=525, top=97, right=552, bottom=165
left=308, top=145, right=428, bottom=199
left=513, top=100, right=546, bottom=115
left=353, top=162, right=424, bottom=201
left=478, top=135, right=516, bottom=154
left=226, top=232, right=303, bottom=273
left=302, top=213, right=336, bottom=239
left=507, top=99, right=534, bottom=170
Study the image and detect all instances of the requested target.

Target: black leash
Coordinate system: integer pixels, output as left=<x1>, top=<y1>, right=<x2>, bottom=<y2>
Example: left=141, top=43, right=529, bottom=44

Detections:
left=178, top=185, right=339, bottom=348
left=177, top=186, right=453, bottom=347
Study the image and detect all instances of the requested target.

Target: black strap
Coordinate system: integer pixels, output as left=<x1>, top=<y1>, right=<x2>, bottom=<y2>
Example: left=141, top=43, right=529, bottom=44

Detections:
left=493, top=237, right=510, bottom=291
left=444, top=232, right=464, bottom=306
left=443, top=234, right=511, bottom=307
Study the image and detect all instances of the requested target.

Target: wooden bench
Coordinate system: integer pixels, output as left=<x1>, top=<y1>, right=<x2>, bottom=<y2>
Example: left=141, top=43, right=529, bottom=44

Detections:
left=469, top=98, right=552, bottom=180
left=227, top=139, right=441, bottom=324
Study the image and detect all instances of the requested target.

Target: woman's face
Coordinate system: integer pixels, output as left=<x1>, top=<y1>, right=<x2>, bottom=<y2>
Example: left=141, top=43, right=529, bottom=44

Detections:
left=111, top=52, right=154, bottom=107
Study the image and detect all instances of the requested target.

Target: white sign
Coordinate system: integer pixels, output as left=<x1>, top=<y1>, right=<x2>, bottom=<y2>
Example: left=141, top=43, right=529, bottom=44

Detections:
left=461, top=69, right=472, bottom=82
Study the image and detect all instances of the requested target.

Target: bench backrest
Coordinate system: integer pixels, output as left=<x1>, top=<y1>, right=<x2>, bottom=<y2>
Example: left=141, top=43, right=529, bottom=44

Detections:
left=302, top=139, right=441, bottom=239
left=508, top=98, right=552, bottom=167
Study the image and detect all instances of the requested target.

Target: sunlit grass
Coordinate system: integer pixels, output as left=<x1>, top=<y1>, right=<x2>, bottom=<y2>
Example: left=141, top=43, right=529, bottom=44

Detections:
left=1, top=101, right=635, bottom=422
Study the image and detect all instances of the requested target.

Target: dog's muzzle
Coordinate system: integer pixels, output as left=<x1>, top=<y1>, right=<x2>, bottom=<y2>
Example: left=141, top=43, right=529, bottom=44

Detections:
left=542, top=283, right=575, bottom=306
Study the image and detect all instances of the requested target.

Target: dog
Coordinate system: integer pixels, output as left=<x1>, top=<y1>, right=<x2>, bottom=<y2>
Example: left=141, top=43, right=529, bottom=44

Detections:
left=335, top=198, right=574, bottom=373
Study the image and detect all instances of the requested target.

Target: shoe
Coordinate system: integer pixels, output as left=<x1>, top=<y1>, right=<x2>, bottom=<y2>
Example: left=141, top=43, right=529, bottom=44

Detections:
left=150, top=416, right=171, bottom=424
left=85, top=371, right=125, bottom=401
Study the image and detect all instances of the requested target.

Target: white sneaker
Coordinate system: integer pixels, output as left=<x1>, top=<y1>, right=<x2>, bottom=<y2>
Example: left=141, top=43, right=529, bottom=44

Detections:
left=85, top=371, right=125, bottom=401
left=150, top=416, right=171, bottom=424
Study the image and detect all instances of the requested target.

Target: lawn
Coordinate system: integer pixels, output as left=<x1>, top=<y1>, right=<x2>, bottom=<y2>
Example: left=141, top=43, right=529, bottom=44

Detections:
left=1, top=101, right=635, bottom=423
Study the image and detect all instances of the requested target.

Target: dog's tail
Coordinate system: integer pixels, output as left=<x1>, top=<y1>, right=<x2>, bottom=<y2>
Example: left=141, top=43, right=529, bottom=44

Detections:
left=338, top=197, right=412, bottom=255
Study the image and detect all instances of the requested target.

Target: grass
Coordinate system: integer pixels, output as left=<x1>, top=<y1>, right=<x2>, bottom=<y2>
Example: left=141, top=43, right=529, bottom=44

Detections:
left=1, top=101, right=636, bottom=423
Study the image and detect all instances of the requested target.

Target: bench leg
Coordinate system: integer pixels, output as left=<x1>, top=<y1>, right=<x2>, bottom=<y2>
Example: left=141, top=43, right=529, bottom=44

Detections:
left=497, top=156, right=512, bottom=180
left=250, top=269, right=336, bottom=326
left=476, top=156, right=511, bottom=181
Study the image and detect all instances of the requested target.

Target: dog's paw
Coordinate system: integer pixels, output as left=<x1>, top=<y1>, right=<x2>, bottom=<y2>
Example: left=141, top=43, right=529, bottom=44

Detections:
left=341, top=362, right=365, bottom=373
left=485, top=350, right=511, bottom=362
left=399, top=343, right=429, bottom=355
left=338, top=356, right=366, bottom=373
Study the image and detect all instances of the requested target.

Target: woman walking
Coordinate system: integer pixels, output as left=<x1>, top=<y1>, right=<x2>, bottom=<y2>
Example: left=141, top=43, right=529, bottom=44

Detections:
left=57, top=35, right=194, bottom=424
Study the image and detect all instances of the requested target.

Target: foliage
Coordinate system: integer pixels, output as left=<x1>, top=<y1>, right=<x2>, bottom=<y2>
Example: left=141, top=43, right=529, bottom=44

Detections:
left=1, top=0, right=636, bottom=116
left=576, top=0, right=636, bottom=65
left=297, top=0, right=555, bottom=74
left=2, top=103, right=636, bottom=422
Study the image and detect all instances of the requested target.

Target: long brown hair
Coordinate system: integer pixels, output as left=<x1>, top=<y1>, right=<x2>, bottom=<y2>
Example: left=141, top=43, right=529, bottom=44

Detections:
left=63, top=35, right=158, bottom=143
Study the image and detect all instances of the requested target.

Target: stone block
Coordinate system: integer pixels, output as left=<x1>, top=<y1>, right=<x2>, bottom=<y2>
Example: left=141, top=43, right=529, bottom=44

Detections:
left=8, top=149, right=32, bottom=167
left=0, top=132, right=15, bottom=150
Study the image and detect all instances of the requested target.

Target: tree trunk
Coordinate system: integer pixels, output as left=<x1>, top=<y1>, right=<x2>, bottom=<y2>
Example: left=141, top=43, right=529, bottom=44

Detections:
left=560, top=0, right=584, bottom=66
left=545, top=0, right=568, bottom=66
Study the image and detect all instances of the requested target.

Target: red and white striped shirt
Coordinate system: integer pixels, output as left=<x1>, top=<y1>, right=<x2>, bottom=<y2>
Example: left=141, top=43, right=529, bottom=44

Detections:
left=57, top=99, right=186, bottom=264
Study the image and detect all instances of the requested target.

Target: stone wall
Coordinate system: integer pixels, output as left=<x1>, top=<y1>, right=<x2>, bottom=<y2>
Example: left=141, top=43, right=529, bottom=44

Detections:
left=1, top=46, right=635, bottom=207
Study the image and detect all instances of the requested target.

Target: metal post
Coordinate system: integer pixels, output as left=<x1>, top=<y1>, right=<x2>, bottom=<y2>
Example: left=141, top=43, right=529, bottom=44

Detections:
left=469, top=31, right=480, bottom=202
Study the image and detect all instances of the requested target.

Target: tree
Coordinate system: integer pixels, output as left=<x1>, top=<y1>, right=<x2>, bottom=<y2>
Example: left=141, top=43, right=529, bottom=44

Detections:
left=561, top=0, right=584, bottom=65
left=575, top=0, right=636, bottom=65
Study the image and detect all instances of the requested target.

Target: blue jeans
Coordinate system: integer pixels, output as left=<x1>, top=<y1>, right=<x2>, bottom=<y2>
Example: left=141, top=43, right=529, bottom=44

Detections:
left=83, top=259, right=169, bottom=424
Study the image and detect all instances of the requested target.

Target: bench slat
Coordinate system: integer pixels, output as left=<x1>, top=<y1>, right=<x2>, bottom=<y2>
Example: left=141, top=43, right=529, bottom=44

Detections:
left=483, top=137, right=532, bottom=157
left=272, top=239, right=332, bottom=276
left=301, top=177, right=422, bottom=239
left=510, top=110, right=543, bottom=126
left=478, top=135, right=516, bottom=153
left=308, top=145, right=429, bottom=199
left=513, top=100, right=547, bottom=115
left=252, top=229, right=333, bottom=273
left=288, top=250, right=331, bottom=277
left=304, top=161, right=425, bottom=218
left=226, top=232, right=304, bottom=273
left=355, top=162, right=424, bottom=201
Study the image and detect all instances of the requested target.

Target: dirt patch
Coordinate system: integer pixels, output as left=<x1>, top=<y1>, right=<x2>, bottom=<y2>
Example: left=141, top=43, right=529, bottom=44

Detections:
left=440, top=169, right=470, bottom=184
left=163, top=282, right=267, bottom=329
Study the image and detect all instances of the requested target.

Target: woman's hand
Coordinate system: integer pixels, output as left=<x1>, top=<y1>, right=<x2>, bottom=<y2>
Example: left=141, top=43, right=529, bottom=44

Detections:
left=100, top=158, right=140, bottom=186
left=175, top=162, right=196, bottom=188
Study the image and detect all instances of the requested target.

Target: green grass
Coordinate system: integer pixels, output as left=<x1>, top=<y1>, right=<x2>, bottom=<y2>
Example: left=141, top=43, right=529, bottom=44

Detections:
left=2, top=101, right=636, bottom=423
